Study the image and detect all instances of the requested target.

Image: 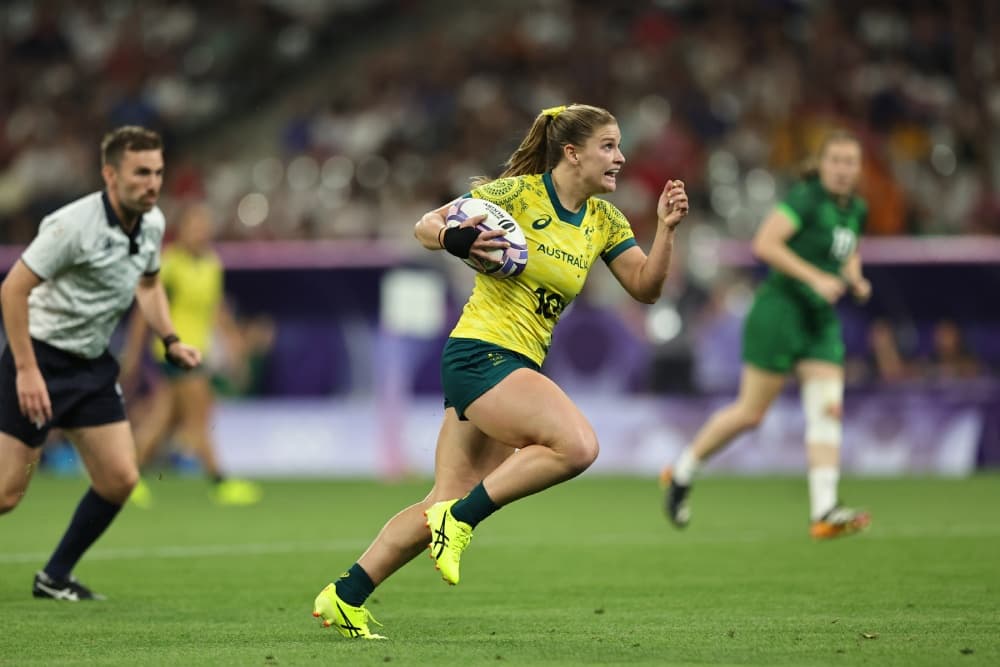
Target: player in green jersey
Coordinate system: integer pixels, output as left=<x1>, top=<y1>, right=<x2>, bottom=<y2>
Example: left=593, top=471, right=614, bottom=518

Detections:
left=661, top=131, right=872, bottom=540
left=312, top=103, right=689, bottom=638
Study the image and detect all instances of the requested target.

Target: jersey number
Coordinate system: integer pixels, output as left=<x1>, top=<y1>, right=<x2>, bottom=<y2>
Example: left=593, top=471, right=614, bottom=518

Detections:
left=533, top=287, right=565, bottom=320
left=830, top=228, right=857, bottom=261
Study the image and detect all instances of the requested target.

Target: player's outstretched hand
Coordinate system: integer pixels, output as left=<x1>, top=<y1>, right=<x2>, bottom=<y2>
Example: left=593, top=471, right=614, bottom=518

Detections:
left=658, top=179, right=689, bottom=230
left=166, top=342, right=202, bottom=370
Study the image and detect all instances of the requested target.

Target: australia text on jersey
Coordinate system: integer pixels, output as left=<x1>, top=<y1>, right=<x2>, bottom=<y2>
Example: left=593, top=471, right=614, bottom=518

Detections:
left=534, top=242, right=589, bottom=270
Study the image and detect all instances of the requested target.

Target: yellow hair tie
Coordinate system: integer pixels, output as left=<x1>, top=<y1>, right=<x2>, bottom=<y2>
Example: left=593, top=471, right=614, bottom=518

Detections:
left=541, top=105, right=567, bottom=119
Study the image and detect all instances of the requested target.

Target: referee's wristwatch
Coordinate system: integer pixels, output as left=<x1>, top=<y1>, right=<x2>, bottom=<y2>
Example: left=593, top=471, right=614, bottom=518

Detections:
left=162, top=334, right=182, bottom=367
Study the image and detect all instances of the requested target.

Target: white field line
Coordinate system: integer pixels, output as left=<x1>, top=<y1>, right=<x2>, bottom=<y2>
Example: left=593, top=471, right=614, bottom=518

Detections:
left=0, top=539, right=370, bottom=564
left=2, top=524, right=998, bottom=565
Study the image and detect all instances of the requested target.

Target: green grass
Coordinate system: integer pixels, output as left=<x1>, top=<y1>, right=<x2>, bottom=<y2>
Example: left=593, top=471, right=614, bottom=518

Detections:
left=1, top=474, right=998, bottom=666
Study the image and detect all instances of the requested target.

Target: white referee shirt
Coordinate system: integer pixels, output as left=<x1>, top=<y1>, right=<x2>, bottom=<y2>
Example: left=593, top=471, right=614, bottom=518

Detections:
left=20, top=191, right=165, bottom=359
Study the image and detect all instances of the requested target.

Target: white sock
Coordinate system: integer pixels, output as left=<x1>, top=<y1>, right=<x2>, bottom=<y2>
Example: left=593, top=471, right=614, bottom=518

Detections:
left=672, top=448, right=700, bottom=486
left=808, top=467, right=839, bottom=521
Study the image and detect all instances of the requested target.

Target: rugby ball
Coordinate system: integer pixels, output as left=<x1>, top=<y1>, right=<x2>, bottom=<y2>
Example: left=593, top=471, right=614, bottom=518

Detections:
left=445, top=198, right=528, bottom=278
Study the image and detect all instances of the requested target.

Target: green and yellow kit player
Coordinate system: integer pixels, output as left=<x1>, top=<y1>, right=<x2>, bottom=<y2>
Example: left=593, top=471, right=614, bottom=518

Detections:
left=313, top=103, right=690, bottom=638
left=663, top=131, right=872, bottom=540
left=121, top=203, right=261, bottom=507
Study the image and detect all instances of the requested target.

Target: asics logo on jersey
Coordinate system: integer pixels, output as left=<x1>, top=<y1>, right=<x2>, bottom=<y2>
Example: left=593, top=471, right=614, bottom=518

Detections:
left=531, top=215, right=553, bottom=230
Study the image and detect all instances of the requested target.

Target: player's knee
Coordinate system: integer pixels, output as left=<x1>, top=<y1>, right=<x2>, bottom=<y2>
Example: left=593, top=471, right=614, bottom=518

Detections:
left=563, top=429, right=600, bottom=474
left=176, top=423, right=201, bottom=445
left=802, top=378, right=844, bottom=446
left=0, top=490, right=24, bottom=514
left=0, top=494, right=21, bottom=514
left=745, top=409, right=768, bottom=429
left=734, top=404, right=768, bottom=430
left=120, top=468, right=140, bottom=494
left=96, top=469, right=139, bottom=504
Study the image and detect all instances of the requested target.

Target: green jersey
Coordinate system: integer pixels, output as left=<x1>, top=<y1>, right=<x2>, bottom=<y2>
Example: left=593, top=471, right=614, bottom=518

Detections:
left=765, top=176, right=867, bottom=308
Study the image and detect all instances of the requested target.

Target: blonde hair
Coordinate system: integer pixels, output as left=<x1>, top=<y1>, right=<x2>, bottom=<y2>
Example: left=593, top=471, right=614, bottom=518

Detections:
left=472, top=104, right=616, bottom=187
left=800, top=129, right=861, bottom=179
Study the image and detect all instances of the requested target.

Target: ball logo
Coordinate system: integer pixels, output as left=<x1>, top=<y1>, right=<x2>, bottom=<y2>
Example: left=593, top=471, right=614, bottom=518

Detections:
left=445, top=198, right=529, bottom=279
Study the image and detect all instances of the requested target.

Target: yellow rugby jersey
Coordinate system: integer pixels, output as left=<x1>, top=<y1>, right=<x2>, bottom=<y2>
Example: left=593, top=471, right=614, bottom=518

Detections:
left=151, top=245, right=223, bottom=360
left=450, top=173, right=637, bottom=365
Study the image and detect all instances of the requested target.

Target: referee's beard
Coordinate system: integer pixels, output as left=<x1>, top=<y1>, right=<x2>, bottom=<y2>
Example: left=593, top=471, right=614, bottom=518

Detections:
left=120, top=193, right=157, bottom=226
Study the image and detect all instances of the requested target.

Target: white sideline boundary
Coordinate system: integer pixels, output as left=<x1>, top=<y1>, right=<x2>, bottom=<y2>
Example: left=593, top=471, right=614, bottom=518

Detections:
left=0, top=539, right=369, bottom=564
left=2, top=525, right=997, bottom=564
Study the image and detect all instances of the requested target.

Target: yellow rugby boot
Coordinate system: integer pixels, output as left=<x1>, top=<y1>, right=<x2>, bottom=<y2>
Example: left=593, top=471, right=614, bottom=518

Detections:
left=212, top=478, right=263, bottom=506
left=312, top=584, right=385, bottom=639
left=424, top=499, right=473, bottom=585
left=129, top=478, right=153, bottom=509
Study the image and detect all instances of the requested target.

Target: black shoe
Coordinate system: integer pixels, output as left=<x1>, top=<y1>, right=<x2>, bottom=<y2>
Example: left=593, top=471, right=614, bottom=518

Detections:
left=32, top=570, right=106, bottom=601
left=660, top=466, right=691, bottom=528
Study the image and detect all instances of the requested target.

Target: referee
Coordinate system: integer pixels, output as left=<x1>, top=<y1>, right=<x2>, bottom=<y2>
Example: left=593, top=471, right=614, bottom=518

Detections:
left=0, top=126, right=201, bottom=600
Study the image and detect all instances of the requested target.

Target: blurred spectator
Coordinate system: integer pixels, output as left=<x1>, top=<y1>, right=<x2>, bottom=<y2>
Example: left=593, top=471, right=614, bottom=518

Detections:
left=846, top=318, right=914, bottom=386
left=924, top=319, right=982, bottom=381
left=868, top=318, right=911, bottom=383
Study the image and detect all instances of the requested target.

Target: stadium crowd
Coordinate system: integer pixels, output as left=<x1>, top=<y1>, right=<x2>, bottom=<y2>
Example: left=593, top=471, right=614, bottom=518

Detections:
left=1, top=0, right=998, bottom=245
left=0, top=0, right=393, bottom=243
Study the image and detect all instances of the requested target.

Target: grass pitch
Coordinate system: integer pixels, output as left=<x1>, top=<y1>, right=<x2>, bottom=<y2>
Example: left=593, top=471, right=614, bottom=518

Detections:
left=1, top=474, right=998, bottom=666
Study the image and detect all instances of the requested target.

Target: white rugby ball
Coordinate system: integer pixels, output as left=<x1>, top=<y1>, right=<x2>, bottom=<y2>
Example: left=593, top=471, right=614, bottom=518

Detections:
left=445, top=198, right=528, bottom=278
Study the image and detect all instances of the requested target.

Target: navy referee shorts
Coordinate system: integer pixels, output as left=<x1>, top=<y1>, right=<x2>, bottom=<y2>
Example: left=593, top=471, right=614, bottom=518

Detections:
left=0, top=339, right=126, bottom=448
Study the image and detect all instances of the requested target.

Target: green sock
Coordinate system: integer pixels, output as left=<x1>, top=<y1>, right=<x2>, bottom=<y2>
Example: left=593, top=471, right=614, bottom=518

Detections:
left=334, top=563, right=374, bottom=607
left=449, top=482, right=499, bottom=528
